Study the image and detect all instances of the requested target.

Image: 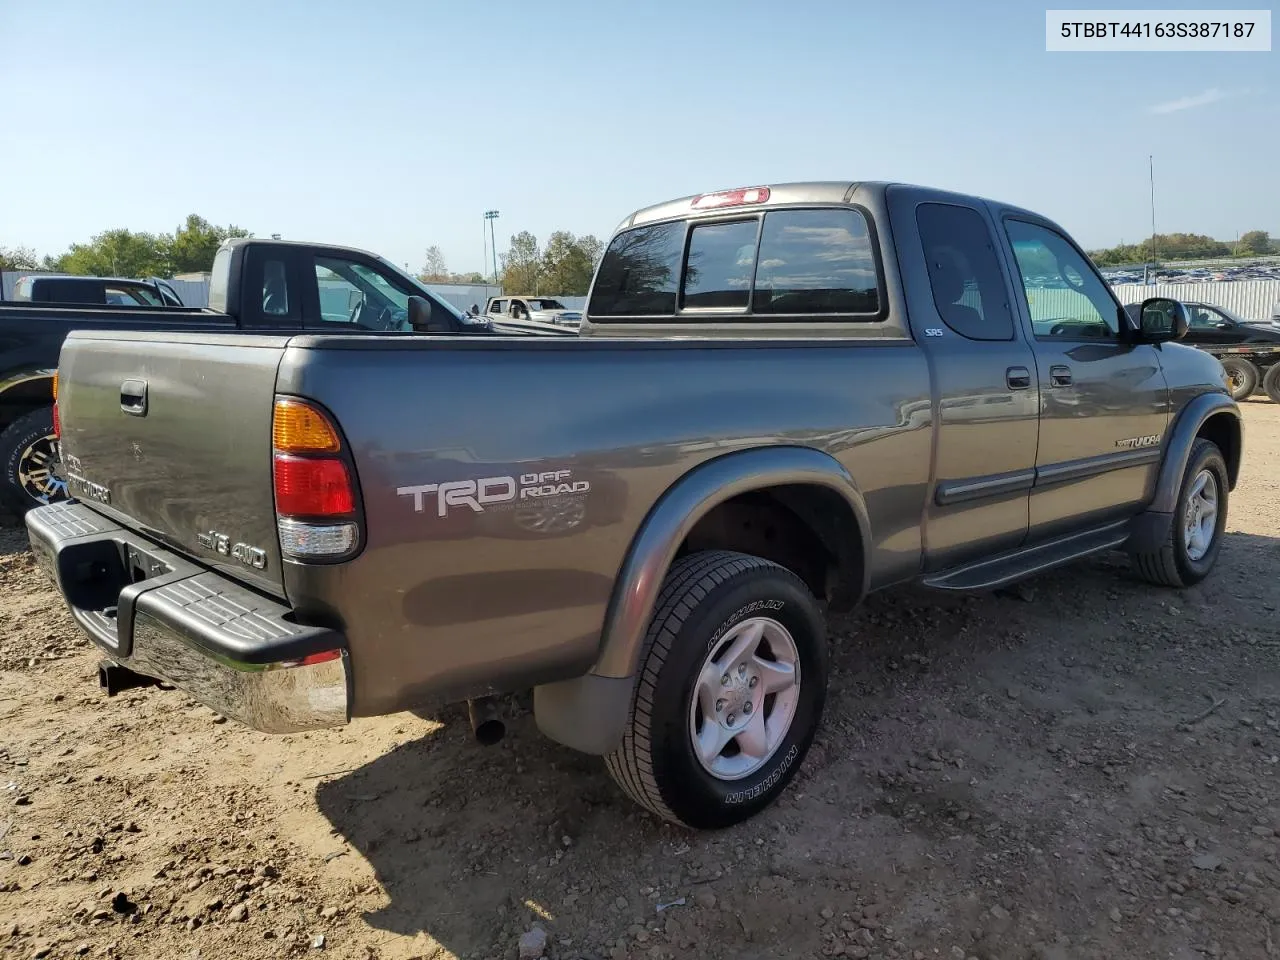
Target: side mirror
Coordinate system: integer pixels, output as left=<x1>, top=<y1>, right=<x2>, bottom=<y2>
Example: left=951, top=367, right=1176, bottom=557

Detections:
left=407, top=295, right=434, bottom=331
left=1138, top=297, right=1188, bottom=343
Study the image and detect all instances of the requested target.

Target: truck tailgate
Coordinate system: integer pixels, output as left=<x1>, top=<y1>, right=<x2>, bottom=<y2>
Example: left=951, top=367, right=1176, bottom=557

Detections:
left=56, top=331, right=291, bottom=598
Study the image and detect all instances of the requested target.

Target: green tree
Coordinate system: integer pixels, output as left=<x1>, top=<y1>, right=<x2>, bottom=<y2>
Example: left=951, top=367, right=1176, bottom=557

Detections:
left=0, top=245, right=39, bottom=270
left=1238, top=230, right=1270, bottom=257
left=539, top=231, right=603, bottom=295
left=168, top=214, right=250, bottom=273
left=51, top=229, right=170, bottom=277
left=418, top=245, right=450, bottom=283
left=500, top=231, right=542, bottom=293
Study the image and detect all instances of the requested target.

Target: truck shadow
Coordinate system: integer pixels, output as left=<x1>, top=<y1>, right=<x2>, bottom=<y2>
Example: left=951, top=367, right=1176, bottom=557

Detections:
left=0, top=513, right=30, bottom=558
left=313, top=530, right=1280, bottom=958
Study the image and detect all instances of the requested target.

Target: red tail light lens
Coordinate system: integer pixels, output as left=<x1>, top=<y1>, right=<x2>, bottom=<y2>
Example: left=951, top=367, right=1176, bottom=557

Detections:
left=273, top=455, right=354, bottom=516
left=690, top=186, right=771, bottom=210
left=52, top=402, right=60, bottom=439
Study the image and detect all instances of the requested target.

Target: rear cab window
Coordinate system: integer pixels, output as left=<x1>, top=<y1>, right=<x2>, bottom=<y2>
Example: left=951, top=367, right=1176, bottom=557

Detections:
left=587, top=205, right=884, bottom=325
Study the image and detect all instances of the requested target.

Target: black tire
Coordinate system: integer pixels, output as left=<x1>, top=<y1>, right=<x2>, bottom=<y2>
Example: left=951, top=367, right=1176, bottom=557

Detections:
left=1129, top=438, right=1228, bottom=588
left=0, top=407, right=65, bottom=517
left=1220, top=358, right=1259, bottom=401
left=1263, top=363, right=1280, bottom=405
left=604, top=550, right=828, bottom=829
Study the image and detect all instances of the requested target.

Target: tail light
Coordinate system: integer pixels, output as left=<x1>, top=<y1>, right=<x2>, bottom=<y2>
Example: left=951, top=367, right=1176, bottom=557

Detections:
left=272, top=397, right=359, bottom=560
left=51, top=373, right=60, bottom=439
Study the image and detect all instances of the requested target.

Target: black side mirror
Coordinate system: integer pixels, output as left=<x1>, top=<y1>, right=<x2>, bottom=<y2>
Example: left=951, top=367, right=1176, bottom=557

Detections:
left=1138, top=297, right=1188, bottom=343
left=407, top=295, right=435, bottom=331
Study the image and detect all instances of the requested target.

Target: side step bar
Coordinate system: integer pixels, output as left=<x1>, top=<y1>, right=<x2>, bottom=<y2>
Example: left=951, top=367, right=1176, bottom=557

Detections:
left=919, top=520, right=1131, bottom=592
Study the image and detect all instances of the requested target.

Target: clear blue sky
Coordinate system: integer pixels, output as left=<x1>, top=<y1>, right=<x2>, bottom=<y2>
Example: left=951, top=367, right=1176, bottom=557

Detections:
left=2, top=0, right=1276, bottom=273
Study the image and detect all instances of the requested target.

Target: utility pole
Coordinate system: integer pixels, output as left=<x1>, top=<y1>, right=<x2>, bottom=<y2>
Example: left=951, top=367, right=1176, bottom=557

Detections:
left=1148, top=155, right=1158, bottom=270
left=484, top=210, right=500, bottom=286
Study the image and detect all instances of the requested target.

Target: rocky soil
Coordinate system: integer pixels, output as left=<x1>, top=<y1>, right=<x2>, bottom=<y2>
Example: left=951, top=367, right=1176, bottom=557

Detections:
left=2, top=400, right=1279, bottom=960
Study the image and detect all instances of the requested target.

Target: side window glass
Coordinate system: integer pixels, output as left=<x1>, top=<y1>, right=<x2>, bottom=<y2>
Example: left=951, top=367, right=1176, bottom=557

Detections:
left=262, top=259, right=291, bottom=317
left=1005, top=220, right=1119, bottom=339
left=681, top=219, right=757, bottom=310
left=753, top=208, right=880, bottom=315
left=314, top=256, right=410, bottom=330
left=1188, top=306, right=1220, bottom=329
left=588, top=221, right=685, bottom=316
left=915, top=203, right=1012, bottom=340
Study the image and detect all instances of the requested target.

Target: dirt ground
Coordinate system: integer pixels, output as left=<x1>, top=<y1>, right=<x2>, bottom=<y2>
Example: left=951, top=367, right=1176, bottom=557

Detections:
left=2, top=401, right=1279, bottom=960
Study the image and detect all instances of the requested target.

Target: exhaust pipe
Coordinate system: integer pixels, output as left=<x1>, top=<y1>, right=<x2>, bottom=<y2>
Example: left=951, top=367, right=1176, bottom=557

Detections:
left=466, top=696, right=505, bottom=746
left=98, top=660, right=159, bottom=697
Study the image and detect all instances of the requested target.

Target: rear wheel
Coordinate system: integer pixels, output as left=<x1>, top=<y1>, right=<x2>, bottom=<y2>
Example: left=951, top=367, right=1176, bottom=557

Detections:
left=1263, top=363, right=1280, bottom=404
left=0, top=407, right=65, bottom=517
left=1129, top=438, right=1228, bottom=588
left=1220, top=358, right=1259, bottom=401
left=604, top=550, right=828, bottom=829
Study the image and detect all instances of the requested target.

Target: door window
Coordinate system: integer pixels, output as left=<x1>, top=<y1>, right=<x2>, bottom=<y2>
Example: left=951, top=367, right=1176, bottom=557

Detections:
left=314, top=256, right=412, bottom=330
left=1005, top=220, right=1120, bottom=340
left=1188, top=305, right=1225, bottom=330
left=916, top=203, right=1013, bottom=340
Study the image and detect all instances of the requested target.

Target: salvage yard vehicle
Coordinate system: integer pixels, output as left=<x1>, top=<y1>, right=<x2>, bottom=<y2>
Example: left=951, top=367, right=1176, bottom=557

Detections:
left=0, top=238, right=496, bottom=515
left=484, top=295, right=582, bottom=326
left=1124, top=300, right=1280, bottom=403
left=8, top=274, right=186, bottom=307
left=28, top=181, right=1243, bottom=830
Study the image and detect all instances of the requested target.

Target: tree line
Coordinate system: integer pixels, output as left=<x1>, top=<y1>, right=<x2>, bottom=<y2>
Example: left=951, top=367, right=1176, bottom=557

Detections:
left=1088, top=230, right=1275, bottom=266
left=418, top=230, right=604, bottom=296
left=0, top=215, right=250, bottom=277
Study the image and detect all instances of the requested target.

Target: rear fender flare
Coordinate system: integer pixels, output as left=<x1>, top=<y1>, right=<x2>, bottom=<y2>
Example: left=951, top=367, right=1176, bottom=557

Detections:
left=592, top=444, right=872, bottom=681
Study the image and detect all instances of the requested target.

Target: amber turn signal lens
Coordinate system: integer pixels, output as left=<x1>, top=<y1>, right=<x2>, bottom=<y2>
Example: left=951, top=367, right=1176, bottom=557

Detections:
left=272, top=398, right=341, bottom=453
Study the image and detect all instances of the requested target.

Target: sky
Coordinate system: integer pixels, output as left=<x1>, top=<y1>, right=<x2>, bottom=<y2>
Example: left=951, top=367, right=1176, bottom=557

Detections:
left=1, top=0, right=1276, bottom=275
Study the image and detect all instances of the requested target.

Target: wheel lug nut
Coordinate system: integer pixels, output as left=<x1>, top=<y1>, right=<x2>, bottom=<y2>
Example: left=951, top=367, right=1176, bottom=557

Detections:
left=721, top=675, right=730, bottom=686
left=744, top=702, right=753, bottom=714
left=738, top=664, right=746, bottom=676
left=716, top=699, right=726, bottom=712
left=727, top=714, right=736, bottom=725
left=749, top=676, right=758, bottom=688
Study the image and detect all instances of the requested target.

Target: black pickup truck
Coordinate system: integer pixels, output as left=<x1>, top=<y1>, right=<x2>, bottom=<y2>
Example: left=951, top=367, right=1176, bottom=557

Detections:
left=0, top=238, right=500, bottom=515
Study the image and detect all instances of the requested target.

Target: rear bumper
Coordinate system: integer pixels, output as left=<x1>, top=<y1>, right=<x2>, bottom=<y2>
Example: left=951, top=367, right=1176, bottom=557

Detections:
left=24, top=500, right=350, bottom=734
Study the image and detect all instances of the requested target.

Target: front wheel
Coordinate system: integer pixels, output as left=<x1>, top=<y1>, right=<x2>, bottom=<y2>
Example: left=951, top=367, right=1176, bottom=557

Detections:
left=1129, top=438, right=1228, bottom=588
left=604, top=550, right=828, bottom=829
left=0, top=407, right=66, bottom=517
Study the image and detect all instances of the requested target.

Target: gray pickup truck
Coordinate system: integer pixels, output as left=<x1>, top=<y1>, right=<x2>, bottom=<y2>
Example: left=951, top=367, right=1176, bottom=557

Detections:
left=26, top=181, right=1242, bottom=829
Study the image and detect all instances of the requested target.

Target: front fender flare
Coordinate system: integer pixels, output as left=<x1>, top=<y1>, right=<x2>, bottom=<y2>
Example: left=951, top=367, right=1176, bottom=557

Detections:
left=1129, top=392, right=1241, bottom=553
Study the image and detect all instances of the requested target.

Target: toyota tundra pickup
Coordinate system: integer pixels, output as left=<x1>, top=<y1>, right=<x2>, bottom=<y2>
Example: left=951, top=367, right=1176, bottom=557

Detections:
left=0, top=238, right=497, bottom=515
left=26, top=181, right=1242, bottom=829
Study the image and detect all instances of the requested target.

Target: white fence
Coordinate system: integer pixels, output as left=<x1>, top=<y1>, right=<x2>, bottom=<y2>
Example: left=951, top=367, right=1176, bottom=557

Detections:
left=1111, top=280, right=1280, bottom=320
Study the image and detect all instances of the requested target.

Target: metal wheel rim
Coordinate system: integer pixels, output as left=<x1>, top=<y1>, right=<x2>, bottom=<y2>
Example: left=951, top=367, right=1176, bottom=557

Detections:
left=1183, top=468, right=1219, bottom=562
left=688, top=615, right=801, bottom=781
left=1227, top=368, right=1245, bottom=390
left=16, top=433, right=65, bottom=504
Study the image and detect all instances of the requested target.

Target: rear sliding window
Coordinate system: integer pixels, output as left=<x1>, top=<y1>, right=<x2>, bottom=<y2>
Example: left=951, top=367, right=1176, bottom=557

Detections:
left=588, top=208, right=881, bottom=320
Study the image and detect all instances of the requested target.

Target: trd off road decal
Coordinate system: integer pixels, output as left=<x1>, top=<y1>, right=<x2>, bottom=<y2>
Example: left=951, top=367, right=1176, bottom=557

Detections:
left=397, top=469, right=590, bottom=517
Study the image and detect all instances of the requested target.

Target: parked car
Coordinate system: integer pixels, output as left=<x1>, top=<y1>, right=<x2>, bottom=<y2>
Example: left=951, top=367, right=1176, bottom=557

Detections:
left=1122, top=299, right=1280, bottom=402
left=0, top=237, right=499, bottom=515
left=8, top=274, right=185, bottom=307
left=484, top=295, right=582, bottom=326
left=28, top=180, right=1241, bottom=830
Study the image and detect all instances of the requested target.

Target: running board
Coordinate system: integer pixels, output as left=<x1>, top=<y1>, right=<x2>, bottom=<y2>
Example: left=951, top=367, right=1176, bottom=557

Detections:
left=919, top=520, right=1131, bottom=592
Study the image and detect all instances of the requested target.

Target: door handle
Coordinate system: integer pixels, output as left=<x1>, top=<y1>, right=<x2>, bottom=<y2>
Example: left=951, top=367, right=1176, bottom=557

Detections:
left=1050, top=364, right=1073, bottom=386
left=1006, top=366, right=1031, bottom=389
left=120, top=379, right=148, bottom=416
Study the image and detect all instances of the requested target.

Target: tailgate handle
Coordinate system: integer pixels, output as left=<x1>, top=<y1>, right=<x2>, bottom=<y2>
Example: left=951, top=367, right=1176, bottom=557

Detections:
left=120, top=379, right=148, bottom=416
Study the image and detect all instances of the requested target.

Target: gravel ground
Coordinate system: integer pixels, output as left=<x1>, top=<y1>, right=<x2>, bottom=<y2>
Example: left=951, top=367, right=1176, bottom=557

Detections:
left=2, top=400, right=1279, bottom=960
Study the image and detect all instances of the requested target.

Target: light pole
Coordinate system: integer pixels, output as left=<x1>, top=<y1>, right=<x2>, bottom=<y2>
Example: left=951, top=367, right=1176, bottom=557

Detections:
left=484, top=210, right=500, bottom=286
